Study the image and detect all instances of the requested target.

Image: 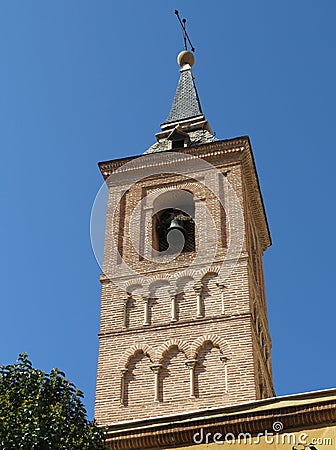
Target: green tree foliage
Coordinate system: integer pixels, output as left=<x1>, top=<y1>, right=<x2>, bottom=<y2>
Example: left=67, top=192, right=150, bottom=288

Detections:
left=0, top=353, right=106, bottom=450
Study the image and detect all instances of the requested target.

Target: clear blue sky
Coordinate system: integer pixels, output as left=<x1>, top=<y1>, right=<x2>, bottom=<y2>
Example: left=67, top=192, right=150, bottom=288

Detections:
left=1, top=1, right=335, bottom=419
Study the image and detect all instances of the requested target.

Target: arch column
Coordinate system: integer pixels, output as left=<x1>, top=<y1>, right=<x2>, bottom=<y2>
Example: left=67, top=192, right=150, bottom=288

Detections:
left=185, top=359, right=197, bottom=398
left=150, top=364, right=162, bottom=402
left=220, top=356, right=229, bottom=393
left=170, top=293, right=177, bottom=322
left=123, top=294, right=131, bottom=328
left=143, top=297, right=150, bottom=326
left=120, top=369, right=127, bottom=405
left=194, top=283, right=203, bottom=318
left=216, top=282, right=226, bottom=315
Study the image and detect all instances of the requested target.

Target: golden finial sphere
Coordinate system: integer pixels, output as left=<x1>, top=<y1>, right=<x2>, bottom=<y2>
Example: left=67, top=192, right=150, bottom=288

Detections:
left=177, top=50, right=195, bottom=67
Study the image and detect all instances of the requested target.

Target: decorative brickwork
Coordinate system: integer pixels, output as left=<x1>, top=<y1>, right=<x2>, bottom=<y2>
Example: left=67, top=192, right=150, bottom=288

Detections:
left=95, top=137, right=274, bottom=424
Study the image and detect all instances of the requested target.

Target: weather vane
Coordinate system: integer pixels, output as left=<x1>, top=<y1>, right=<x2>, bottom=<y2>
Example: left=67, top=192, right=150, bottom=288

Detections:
left=174, top=10, right=195, bottom=52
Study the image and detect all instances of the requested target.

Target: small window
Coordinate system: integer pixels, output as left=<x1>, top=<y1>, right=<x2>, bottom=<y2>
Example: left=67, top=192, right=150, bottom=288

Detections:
left=171, top=139, right=185, bottom=149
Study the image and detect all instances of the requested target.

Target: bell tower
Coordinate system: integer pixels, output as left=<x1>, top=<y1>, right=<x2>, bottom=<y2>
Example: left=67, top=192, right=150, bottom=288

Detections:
left=94, top=47, right=274, bottom=425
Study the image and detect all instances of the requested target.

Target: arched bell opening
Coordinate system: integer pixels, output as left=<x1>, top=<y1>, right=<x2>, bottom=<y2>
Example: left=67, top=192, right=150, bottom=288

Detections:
left=152, top=190, right=196, bottom=254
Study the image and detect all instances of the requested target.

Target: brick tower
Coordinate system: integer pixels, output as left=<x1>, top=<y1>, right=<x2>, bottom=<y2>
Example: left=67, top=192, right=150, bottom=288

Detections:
left=94, top=49, right=274, bottom=425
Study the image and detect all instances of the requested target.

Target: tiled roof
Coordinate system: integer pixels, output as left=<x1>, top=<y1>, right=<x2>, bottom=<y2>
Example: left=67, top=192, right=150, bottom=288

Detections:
left=164, top=64, right=203, bottom=124
left=144, top=129, right=218, bottom=154
left=145, top=52, right=216, bottom=155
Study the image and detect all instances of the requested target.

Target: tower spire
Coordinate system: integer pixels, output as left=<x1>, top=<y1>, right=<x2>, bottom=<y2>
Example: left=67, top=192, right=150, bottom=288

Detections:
left=165, top=10, right=201, bottom=124
left=164, top=50, right=202, bottom=124
left=144, top=12, right=217, bottom=154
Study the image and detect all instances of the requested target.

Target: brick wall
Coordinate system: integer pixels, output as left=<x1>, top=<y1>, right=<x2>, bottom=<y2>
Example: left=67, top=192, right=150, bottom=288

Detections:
left=95, top=312, right=257, bottom=423
left=95, top=138, right=274, bottom=424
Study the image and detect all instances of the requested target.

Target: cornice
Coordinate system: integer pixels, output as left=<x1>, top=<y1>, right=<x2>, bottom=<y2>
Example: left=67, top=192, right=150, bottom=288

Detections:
left=98, top=312, right=252, bottom=339
left=104, top=390, right=336, bottom=449
left=98, top=137, right=249, bottom=179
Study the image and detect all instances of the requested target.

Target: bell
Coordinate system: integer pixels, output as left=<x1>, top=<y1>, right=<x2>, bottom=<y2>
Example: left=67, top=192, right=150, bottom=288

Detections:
left=166, top=218, right=187, bottom=237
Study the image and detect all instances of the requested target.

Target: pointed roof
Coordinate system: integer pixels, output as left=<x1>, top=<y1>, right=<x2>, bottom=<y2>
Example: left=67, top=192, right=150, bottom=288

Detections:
left=164, top=63, right=203, bottom=124
left=144, top=50, right=217, bottom=154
